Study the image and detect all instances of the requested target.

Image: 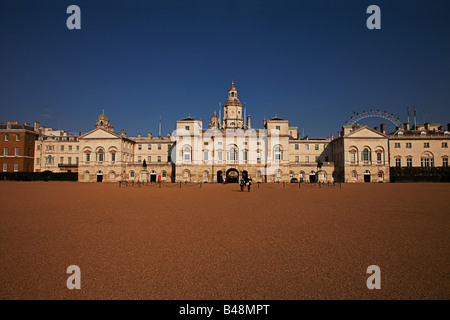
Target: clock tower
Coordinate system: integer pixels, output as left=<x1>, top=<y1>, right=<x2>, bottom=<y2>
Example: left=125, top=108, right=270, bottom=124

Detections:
left=222, top=81, right=244, bottom=129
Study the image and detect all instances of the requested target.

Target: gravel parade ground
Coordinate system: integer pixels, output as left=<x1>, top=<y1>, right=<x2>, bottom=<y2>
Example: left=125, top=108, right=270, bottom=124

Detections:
left=0, top=181, right=448, bottom=300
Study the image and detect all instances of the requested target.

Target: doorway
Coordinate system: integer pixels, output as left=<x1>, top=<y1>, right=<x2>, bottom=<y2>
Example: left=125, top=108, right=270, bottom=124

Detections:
left=96, top=171, right=103, bottom=182
left=309, top=171, right=316, bottom=183
left=364, top=171, right=371, bottom=183
left=226, top=168, right=239, bottom=183
left=217, top=171, right=223, bottom=183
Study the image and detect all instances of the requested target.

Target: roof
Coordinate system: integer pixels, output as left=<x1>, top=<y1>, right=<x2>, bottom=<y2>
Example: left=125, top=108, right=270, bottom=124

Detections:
left=0, top=123, right=37, bottom=133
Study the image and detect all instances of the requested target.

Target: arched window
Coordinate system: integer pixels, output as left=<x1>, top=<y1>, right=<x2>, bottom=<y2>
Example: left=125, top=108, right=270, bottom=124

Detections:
left=84, top=171, right=90, bottom=180
left=421, top=152, right=434, bottom=167
left=227, top=146, right=238, bottom=161
left=289, top=171, right=294, bottom=178
left=203, top=171, right=208, bottom=178
left=110, top=171, right=115, bottom=179
left=97, top=149, right=104, bottom=162
left=273, top=146, right=282, bottom=161
left=183, top=146, right=191, bottom=161
left=130, top=171, right=134, bottom=178
left=162, top=171, right=167, bottom=178
left=378, top=171, right=384, bottom=180
left=362, top=148, right=371, bottom=163
left=351, top=171, right=358, bottom=180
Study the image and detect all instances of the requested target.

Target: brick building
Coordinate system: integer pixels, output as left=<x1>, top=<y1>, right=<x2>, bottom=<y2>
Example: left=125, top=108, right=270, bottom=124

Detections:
left=0, top=121, right=39, bottom=172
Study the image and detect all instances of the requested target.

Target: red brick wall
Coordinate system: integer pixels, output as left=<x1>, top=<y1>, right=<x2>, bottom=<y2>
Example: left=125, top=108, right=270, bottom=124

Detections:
left=0, top=131, right=38, bottom=172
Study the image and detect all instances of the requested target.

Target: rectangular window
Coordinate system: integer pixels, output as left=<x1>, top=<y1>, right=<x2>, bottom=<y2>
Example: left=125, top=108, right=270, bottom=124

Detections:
left=37, top=145, right=40, bottom=151
left=14, top=164, right=18, bottom=172
left=350, top=152, right=356, bottom=164
left=424, top=142, right=430, bottom=148
left=76, top=146, right=79, bottom=151
left=4, top=134, right=8, bottom=141
left=148, top=144, right=152, bottom=150
left=185, top=126, right=190, bottom=131
left=443, top=158, right=448, bottom=167
left=3, top=163, right=7, bottom=172
left=406, top=142, right=412, bottom=148
left=138, top=144, right=142, bottom=150
left=305, top=156, right=309, bottom=163
left=243, top=151, right=248, bottom=161
left=204, top=142, right=208, bottom=146
left=295, top=144, right=299, bottom=150
left=15, top=147, right=19, bottom=156
left=443, top=142, right=448, bottom=148
left=276, top=126, right=280, bottom=130
left=377, top=153, right=382, bottom=163
left=60, top=157, right=63, bottom=164
left=69, top=145, right=72, bottom=151
left=86, top=153, right=90, bottom=162
left=61, top=145, right=64, bottom=151
left=315, top=144, right=319, bottom=150
left=257, top=152, right=261, bottom=161
left=305, top=144, right=309, bottom=150
left=204, top=151, right=208, bottom=161
left=295, top=156, right=299, bottom=163
left=395, top=143, right=401, bottom=148
left=36, top=158, right=40, bottom=164
left=407, top=158, right=412, bottom=167
left=68, top=157, right=72, bottom=165
left=16, top=134, right=20, bottom=141
left=218, top=151, right=222, bottom=161
left=4, top=147, right=8, bottom=155
left=158, top=156, right=161, bottom=162
left=76, top=157, right=79, bottom=164
left=158, top=144, right=161, bottom=150
left=138, top=156, right=141, bottom=163
left=396, top=158, right=401, bottom=167
left=148, top=156, right=151, bottom=162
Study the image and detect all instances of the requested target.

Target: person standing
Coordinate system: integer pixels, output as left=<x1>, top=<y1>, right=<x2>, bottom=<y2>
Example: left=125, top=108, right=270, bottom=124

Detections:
left=247, top=178, right=252, bottom=192
left=158, top=174, right=161, bottom=183
left=240, top=178, right=245, bottom=191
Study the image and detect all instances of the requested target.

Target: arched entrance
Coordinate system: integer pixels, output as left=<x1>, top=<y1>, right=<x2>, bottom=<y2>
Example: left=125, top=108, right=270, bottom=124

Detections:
left=226, top=168, right=239, bottom=183
left=242, top=170, right=248, bottom=182
left=364, top=170, right=371, bottom=183
left=217, top=170, right=223, bottom=183
left=96, top=171, right=103, bottom=182
left=309, top=171, right=316, bottom=183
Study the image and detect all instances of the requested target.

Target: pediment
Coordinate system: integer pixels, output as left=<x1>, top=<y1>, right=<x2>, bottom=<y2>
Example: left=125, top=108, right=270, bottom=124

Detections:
left=347, top=126, right=387, bottom=138
left=80, top=128, right=121, bottom=140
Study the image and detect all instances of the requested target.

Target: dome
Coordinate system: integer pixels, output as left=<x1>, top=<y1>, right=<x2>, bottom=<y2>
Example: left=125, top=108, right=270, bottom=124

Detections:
left=97, top=110, right=109, bottom=122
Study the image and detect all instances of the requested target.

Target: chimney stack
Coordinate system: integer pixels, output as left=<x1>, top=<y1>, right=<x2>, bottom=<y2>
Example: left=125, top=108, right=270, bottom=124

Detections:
left=380, top=123, right=386, bottom=134
left=148, top=132, right=152, bottom=138
left=138, top=132, right=141, bottom=138
left=404, top=123, right=410, bottom=130
left=424, top=123, right=430, bottom=130
left=374, top=126, right=379, bottom=132
left=34, top=121, right=40, bottom=132
left=247, top=115, right=251, bottom=129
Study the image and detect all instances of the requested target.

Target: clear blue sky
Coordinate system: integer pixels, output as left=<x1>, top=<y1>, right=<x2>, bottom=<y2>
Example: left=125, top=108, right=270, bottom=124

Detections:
left=1, top=0, right=449, bottom=138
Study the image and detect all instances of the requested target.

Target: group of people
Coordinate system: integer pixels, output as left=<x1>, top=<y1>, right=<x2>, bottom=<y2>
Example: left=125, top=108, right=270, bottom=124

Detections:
left=240, top=178, right=252, bottom=192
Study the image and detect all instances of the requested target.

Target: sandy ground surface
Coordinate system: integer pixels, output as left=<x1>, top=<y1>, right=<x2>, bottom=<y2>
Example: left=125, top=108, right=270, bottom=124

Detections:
left=0, top=181, right=448, bottom=300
